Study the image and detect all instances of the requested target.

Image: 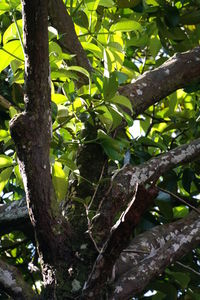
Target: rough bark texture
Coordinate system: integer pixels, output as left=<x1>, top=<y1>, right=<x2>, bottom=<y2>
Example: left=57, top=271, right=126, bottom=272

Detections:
left=0, top=1, right=200, bottom=299
left=120, top=46, right=200, bottom=116
left=92, top=137, right=200, bottom=243
left=111, top=211, right=200, bottom=299
left=0, top=198, right=31, bottom=235
left=9, top=1, right=72, bottom=298
left=0, top=259, right=35, bottom=299
left=82, top=185, right=158, bottom=299
left=48, top=0, right=92, bottom=74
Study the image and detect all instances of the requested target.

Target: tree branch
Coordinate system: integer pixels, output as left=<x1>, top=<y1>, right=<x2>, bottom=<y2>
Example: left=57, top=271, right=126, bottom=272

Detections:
left=0, top=199, right=31, bottom=236
left=119, top=46, right=200, bottom=116
left=111, top=211, right=200, bottom=300
left=82, top=185, right=158, bottom=298
left=9, top=0, right=72, bottom=294
left=82, top=136, right=200, bottom=297
left=0, top=258, right=36, bottom=299
left=48, top=0, right=92, bottom=74
left=92, top=137, right=200, bottom=243
left=0, top=95, right=12, bottom=110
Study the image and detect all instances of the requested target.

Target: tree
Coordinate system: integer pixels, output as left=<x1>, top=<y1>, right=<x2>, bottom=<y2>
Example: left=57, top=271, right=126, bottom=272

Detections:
left=0, top=0, right=200, bottom=299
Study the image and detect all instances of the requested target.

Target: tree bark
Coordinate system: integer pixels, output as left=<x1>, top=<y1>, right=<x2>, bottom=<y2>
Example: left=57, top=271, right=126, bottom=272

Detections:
left=48, top=0, right=92, bottom=74
left=0, top=259, right=36, bottom=299
left=9, top=1, right=72, bottom=298
left=1, top=1, right=200, bottom=299
left=111, top=211, right=200, bottom=299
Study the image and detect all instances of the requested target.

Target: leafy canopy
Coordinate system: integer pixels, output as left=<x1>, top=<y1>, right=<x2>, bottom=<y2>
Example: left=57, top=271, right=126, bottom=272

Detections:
left=0, top=0, right=200, bottom=298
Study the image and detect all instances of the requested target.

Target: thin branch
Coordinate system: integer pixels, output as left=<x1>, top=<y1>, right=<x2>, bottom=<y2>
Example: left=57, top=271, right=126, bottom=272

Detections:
left=0, top=95, right=12, bottom=110
left=157, top=186, right=200, bottom=215
left=176, top=261, right=200, bottom=276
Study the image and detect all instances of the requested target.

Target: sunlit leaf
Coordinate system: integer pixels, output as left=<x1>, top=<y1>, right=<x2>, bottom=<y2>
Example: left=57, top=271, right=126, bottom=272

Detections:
left=52, top=162, right=68, bottom=201
left=51, top=94, right=68, bottom=105
left=0, top=155, right=13, bottom=168
left=85, top=0, right=100, bottom=11
left=99, top=0, right=114, bottom=7
left=67, top=66, right=90, bottom=78
left=3, top=19, right=23, bottom=44
left=0, top=167, right=13, bottom=193
left=173, top=205, right=189, bottom=219
left=110, top=19, right=142, bottom=32
left=0, top=40, right=24, bottom=72
left=0, top=130, right=9, bottom=142
left=109, top=95, right=133, bottom=113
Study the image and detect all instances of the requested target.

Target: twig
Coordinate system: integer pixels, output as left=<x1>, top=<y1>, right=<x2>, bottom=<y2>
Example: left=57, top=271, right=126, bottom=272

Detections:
left=157, top=186, right=200, bottom=215
left=13, top=12, right=25, bottom=56
left=176, top=261, right=200, bottom=276
left=0, top=95, right=12, bottom=110
left=85, top=204, right=101, bottom=253
left=122, top=249, right=150, bottom=254
left=88, top=162, right=106, bottom=210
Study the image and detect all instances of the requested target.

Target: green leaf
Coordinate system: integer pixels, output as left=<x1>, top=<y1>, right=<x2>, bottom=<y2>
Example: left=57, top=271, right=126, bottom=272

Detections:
left=14, top=165, right=23, bottom=188
left=85, top=0, right=100, bottom=11
left=9, top=106, right=18, bottom=118
left=108, top=95, right=133, bottom=113
left=0, top=155, right=13, bottom=168
left=97, top=129, right=124, bottom=161
left=3, top=19, right=23, bottom=44
left=103, top=72, right=118, bottom=100
left=182, top=168, right=195, bottom=193
left=57, top=155, right=77, bottom=171
left=164, top=6, right=180, bottom=28
left=0, top=2, right=10, bottom=11
left=173, top=205, right=189, bottom=219
left=49, top=41, right=62, bottom=62
left=52, top=162, right=68, bottom=201
left=166, top=270, right=190, bottom=289
left=57, top=105, right=69, bottom=123
left=73, top=10, right=89, bottom=29
left=108, top=105, right=123, bottom=130
left=138, top=137, right=166, bottom=151
left=67, top=66, right=90, bottom=78
left=96, top=105, right=113, bottom=131
left=51, top=94, right=68, bottom=105
left=0, top=130, right=9, bottom=141
left=51, top=69, right=78, bottom=81
left=148, top=281, right=177, bottom=300
left=110, top=19, right=142, bottom=32
left=145, top=0, right=158, bottom=5
left=99, top=0, right=114, bottom=7
left=0, top=167, right=13, bottom=193
left=155, top=191, right=173, bottom=220
left=0, top=40, right=24, bottom=72
left=9, top=0, right=21, bottom=9
left=82, top=42, right=102, bottom=59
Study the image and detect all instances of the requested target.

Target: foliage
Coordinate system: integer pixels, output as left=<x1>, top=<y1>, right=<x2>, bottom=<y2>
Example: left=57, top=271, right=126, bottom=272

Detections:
left=0, top=0, right=200, bottom=299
